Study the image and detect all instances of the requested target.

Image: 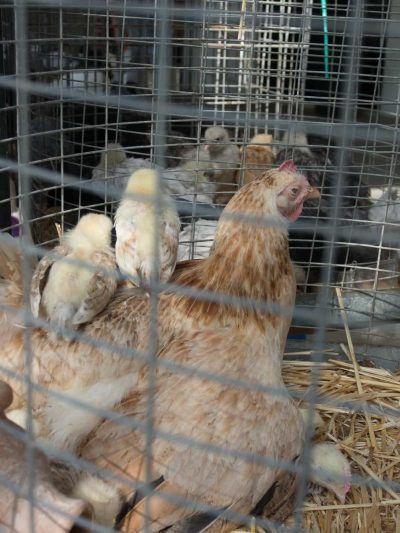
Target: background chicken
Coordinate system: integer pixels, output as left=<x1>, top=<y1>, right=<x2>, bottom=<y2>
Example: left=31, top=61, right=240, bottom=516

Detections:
left=368, top=188, right=400, bottom=224
left=275, top=130, right=378, bottom=285
left=160, top=129, right=211, bottom=169
left=237, top=133, right=276, bottom=186
left=204, top=126, right=240, bottom=204
left=91, top=143, right=215, bottom=204
left=115, top=168, right=180, bottom=286
left=30, top=213, right=117, bottom=331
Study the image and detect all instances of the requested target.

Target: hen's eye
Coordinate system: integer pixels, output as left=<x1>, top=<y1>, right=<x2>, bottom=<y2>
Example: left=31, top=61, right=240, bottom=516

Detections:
left=290, top=187, right=299, bottom=196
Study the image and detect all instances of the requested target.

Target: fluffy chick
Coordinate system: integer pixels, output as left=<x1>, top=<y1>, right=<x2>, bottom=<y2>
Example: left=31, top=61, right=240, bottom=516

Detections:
left=115, top=168, right=180, bottom=287
left=31, top=214, right=117, bottom=331
left=204, top=125, right=240, bottom=204
left=96, top=142, right=127, bottom=171
left=237, top=133, right=276, bottom=186
left=299, top=408, right=325, bottom=434
left=309, top=443, right=351, bottom=503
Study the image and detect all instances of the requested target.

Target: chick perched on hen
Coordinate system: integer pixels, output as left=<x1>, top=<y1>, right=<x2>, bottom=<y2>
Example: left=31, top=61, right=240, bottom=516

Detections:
left=30, top=213, right=117, bottom=331
left=115, top=168, right=180, bottom=287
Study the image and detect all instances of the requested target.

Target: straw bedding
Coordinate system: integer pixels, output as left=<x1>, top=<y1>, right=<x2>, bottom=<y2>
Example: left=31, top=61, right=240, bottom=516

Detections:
left=282, top=357, right=400, bottom=533
left=236, top=354, right=399, bottom=532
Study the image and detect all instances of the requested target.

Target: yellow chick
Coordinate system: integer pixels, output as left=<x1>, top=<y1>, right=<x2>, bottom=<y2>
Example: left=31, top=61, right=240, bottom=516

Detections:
left=309, top=443, right=352, bottom=503
left=30, top=213, right=117, bottom=331
left=114, top=168, right=180, bottom=287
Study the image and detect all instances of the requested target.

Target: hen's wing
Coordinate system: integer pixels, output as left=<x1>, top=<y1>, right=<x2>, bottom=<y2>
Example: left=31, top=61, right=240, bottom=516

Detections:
left=72, top=249, right=118, bottom=325
left=115, top=218, right=140, bottom=282
left=30, top=245, right=69, bottom=318
left=160, top=217, right=180, bottom=283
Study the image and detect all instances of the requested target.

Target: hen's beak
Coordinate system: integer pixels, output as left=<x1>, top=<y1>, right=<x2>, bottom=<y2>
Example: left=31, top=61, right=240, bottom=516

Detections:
left=305, top=186, right=320, bottom=200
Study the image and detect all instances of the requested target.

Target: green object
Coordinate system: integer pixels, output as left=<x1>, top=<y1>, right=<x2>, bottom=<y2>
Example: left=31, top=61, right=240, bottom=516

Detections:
left=321, top=0, right=330, bottom=79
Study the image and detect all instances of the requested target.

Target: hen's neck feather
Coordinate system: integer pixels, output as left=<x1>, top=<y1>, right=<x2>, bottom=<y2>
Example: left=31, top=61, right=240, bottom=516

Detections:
left=173, top=185, right=295, bottom=329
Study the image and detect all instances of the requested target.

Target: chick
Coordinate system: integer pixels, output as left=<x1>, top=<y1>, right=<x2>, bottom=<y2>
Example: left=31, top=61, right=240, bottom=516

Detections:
left=204, top=125, right=240, bottom=204
left=115, top=168, right=180, bottom=287
left=309, top=443, right=352, bottom=503
left=299, top=408, right=325, bottom=434
left=95, top=142, right=127, bottom=172
left=238, top=133, right=276, bottom=186
left=31, top=213, right=117, bottom=331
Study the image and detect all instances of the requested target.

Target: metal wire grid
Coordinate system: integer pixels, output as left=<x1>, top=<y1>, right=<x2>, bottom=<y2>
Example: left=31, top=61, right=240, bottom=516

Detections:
left=0, top=0, right=400, bottom=531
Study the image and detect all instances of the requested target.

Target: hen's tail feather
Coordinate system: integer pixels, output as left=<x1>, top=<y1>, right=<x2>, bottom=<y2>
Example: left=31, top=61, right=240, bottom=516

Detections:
left=0, top=233, right=24, bottom=286
left=0, top=234, right=26, bottom=336
left=122, top=480, right=194, bottom=532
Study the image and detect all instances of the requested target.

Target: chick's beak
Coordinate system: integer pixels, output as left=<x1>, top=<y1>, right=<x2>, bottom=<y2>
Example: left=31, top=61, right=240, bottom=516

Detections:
left=333, top=486, right=348, bottom=504
left=305, top=185, right=320, bottom=200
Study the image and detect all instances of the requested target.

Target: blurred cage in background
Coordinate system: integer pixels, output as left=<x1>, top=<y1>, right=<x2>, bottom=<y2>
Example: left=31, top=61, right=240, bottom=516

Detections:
left=0, top=0, right=400, bottom=530
left=1, top=0, right=316, bottom=238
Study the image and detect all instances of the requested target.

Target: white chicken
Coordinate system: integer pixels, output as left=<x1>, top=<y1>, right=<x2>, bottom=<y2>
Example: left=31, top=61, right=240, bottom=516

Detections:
left=115, top=168, right=180, bottom=286
left=91, top=143, right=215, bottom=204
left=309, top=443, right=352, bottom=503
left=368, top=188, right=400, bottom=224
left=204, top=125, right=240, bottom=181
left=178, top=219, right=218, bottom=260
left=30, top=213, right=117, bottom=331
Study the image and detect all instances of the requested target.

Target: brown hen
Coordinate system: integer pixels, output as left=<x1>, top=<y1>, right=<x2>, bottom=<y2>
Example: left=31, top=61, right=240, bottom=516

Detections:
left=0, top=163, right=316, bottom=467
left=72, top=162, right=318, bottom=529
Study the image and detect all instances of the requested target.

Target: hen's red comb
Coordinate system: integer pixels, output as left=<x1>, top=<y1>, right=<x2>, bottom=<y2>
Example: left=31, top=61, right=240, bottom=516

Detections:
left=278, top=160, right=297, bottom=173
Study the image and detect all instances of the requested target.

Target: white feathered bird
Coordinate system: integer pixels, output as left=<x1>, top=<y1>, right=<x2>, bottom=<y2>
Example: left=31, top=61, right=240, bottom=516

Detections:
left=115, top=168, right=181, bottom=286
left=204, top=125, right=240, bottom=182
left=309, top=443, right=352, bottom=503
left=178, top=219, right=218, bottom=261
left=92, top=143, right=215, bottom=204
left=30, top=213, right=117, bottom=331
left=369, top=188, right=400, bottom=224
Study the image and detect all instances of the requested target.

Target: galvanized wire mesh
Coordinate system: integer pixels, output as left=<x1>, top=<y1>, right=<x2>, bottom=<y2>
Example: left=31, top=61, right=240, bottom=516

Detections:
left=0, top=0, right=399, bottom=531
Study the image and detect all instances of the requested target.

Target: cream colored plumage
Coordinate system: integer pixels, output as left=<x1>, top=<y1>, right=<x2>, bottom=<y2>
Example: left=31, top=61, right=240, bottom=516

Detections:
left=0, top=163, right=317, bottom=525
left=309, top=443, right=351, bottom=503
left=204, top=126, right=240, bottom=204
left=30, top=213, right=118, bottom=330
left=115, top=168, right=180, bottom=286
left=0, top=381, right=92, bottom=531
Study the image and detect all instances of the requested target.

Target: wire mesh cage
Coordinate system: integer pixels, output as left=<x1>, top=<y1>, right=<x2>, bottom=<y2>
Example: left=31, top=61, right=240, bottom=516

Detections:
left=0, top=0, right=399, bottom=531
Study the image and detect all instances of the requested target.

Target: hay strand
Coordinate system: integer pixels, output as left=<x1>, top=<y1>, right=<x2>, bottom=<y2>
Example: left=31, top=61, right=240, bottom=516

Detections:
left=280, top=358, right=400, bottom=532
left=335, top=287, right=377, bottom=449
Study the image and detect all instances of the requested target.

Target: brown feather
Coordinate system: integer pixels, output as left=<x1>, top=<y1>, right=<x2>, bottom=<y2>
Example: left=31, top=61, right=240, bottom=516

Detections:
left=0, top=168, right=298, bottom=461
